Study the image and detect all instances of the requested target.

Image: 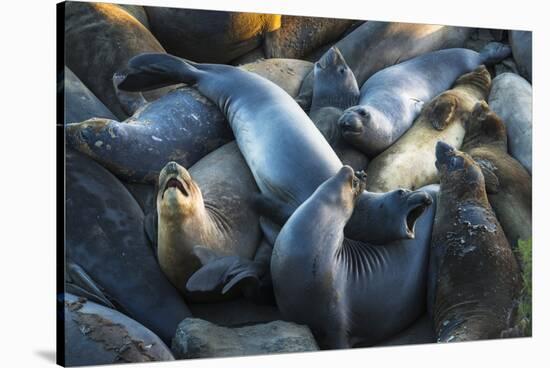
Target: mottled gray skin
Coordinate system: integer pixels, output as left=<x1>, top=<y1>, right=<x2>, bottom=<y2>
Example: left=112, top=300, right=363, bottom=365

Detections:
left=509, top=30, right=532, bottom=82
left=338, top=44, right=511, bottom=157
left=65, top=87, right=233, bottom=184
left=65, top=148, right=191, bottom=344
left=65, top=2, right=172, bottom=120
left=63, top=66, right=117, bottom=125
left=296, top=22, right=473, bottom=110
left=272, top=167, right=437, bottom=349
left=264, top=15, right=354, bottom=60
left=62, top=294, right=174, bottom=366
left=462, top=102, right=532, bottom=249
left=144, top=7, right=281, bottom=63
left=155, top=142, right=262, bottom=302
left=119, top=53, right=434, bottom=244
left=427, top=142, right=521, bottom=342
left=309, top=47, right=368, bottom=171
left=488, top=72, right=532, bottom=174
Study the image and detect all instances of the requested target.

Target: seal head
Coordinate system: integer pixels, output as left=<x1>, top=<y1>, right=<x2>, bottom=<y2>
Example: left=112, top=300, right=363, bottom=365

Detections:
left=337, top=106, right=390, bottom=157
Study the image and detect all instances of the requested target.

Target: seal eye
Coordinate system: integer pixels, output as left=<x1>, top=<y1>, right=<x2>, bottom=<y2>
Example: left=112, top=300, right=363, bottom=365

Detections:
left=357, top=109, right=367, bottom=117
left=338, top=66, right=346, bottom=74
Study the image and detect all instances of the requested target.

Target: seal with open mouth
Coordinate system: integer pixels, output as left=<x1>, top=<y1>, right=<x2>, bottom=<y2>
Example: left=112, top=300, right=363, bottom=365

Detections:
left=156, top=142, right=265, bottom=302
left=427, top=141, right=521, bottom=342
left=271, top=167, right=437, bottom=349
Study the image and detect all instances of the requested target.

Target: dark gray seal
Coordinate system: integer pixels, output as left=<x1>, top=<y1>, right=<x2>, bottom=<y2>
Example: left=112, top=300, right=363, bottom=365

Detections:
left=62, top=293, right=174, bottom=366
left=427, top=141, right=521, bottom=342
left=462, top=101, right=532, bottom=249
left=509, top=30, right=532, bottom=82
left=118, top=53, right=434, bottom=245
left=338, top=43, right=511, bottom=157
left=309, top=47, right=368, bottom=171
left=65, top=148, right=191, bottom=344
left=65, top=2, right=172, bottom=120
left=144, top=7, right=281, bottom=63
left=271, top=167, right=437, bottom=349
left=62, top=66, right=117, bottom=125
left=488, top=72, right=532, bottom=174
left=296, top=22, right=473, bottom=110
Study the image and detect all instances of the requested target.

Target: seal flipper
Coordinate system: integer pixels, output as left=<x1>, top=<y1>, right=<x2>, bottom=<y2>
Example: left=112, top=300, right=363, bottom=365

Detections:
left=475, top=158, right=500, bottom=194
left=479, top=42, right=512, bottom=65
left=252, top=193, right=296, bottom=226
left=113, top=69, right=148, bottom=116
left=186, top=247, right=241, bottom=293
left=65, top=262, right=115, bottom=309
left=426, top=94, right=458, bottom=131
left=118, top=53, right=202, bottom=92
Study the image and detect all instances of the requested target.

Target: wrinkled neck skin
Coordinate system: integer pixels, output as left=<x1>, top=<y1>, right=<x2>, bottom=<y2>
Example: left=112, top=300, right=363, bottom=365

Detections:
left=310, top=87, right=360, bottom=115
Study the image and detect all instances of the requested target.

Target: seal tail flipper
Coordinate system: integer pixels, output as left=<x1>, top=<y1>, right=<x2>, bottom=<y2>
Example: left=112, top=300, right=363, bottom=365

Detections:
left=479, top=42, right=512, bottom=65
left=118, top=53, right=203, bottom=92
left=65, top=262, right=116, bottom=309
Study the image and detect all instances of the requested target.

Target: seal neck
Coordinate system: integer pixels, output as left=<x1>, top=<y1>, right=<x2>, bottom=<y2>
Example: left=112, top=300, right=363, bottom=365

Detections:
left=310, top=94, right=360, bottom=113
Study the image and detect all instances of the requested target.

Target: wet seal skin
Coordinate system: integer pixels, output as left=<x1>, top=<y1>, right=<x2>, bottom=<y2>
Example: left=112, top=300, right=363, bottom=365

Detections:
left=462, top=101, right=532, bottom=249
left=118, top=52, right=433, bottom=245
left=62, top=293, right=174, bottom=366
left=366, top=66, right=492, bottom=192
left=155, top=142, right=266, bottom=302
left=271, top=167, right=437, bottom=349
left=427, top=141, right=521, bottom=342
left=309, top=47, right=368, bottom=171
left=296, top=22, right=473, bottom=111
left=337, top=43, right=511, bottom=157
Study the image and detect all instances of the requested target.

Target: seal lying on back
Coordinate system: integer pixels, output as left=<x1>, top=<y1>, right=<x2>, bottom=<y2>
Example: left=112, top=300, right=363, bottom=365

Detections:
left=119, top=53, right=433, bottom=244
left=309, top=47, right=368, bottom=171
left=366, top=66, right=492, bottom=192
left=65, top=148, right=191, bottom=344
left=155, top=142, right=263, bottom=302
left=271, top=167, right=436, bottom=349
left=488, top=72, right=532, bottom=174
left=428, top=141, right=521, bottom=342
left=338, top=43, right=511, bottom=157
left=296, top=22, right=473, bottom=110
left=62, top=293, right=174, bottom=366
left=462, top=102, right=532, bottom=248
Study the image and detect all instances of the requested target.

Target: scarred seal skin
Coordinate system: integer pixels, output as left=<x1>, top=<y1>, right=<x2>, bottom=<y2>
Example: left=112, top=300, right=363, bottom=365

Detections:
left=62, top=293, right=174, bottom=366
left=296, top=22, right=473, bottom=110
left=118, top=53, right=433, bottom=245
left=462, top=101, right=532, bottom=249
left=338, top=43, right=511, bottom=157
left=427, top=141, right=521, bottom=342
left=65, top=148, right=191, bottom=344
left=65, top=2, right=172, bottom=120
left=271, top=167, right=437, bottom=349
left=366, top=66, right=492, bottom=192
left=155, top=142, right=262, bottom=302
left=308, top=47, right=368, bottom=171
left=488, top=72, right=532, bottom=174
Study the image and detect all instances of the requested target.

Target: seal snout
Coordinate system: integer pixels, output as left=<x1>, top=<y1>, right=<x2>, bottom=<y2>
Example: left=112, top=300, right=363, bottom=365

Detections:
left=338, top=109, right=365, bottom=135
left=435, top=141, right=456, bottom=165
left=404, top=191, right=433, bottom=238
left=161, top=161, right=191, bottom=198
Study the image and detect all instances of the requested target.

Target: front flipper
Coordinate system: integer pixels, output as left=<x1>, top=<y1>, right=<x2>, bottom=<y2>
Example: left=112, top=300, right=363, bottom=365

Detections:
left=65, top=261, right=115, bottom=309
left=113, top=69, right=148, bottom=116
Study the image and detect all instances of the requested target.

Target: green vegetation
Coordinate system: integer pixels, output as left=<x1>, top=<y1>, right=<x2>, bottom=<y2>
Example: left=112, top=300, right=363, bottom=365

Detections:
left=516, top=238, right=532, bottom=336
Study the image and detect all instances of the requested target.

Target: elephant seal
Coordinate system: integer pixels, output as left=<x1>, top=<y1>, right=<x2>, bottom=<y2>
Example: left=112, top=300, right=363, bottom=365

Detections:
left=144, top=7, right=281, bottom=63
left=488, top=72, right=532, bottom=174
left=65, top=148, right=191, bottom=344
left=264, top=15, right=354, bottom=59
left=462, top=101, right=532, bottom=248
left=62, top=66, right=117, bottom=125
left=62, top=294, right=174, bottom=366
left=509, top=30, right=532, bottom=82
left=155, top=142, right=263, bottom=302
left=366, top=66, right=492, bottom=192
left=428, top=141, right=521, bottom=342
left=66, top=57, right=314, bottom=184
left=309, top=47, right=368, bottom=171
left=119, top=53, right=434, bottom=245
left=296, top=22, right=473, bottom=110
left=338, top=43, right=511, bottom=157
left=271, top=167, right=437, bottom=349
left=65, top=2, right=172, bottom=119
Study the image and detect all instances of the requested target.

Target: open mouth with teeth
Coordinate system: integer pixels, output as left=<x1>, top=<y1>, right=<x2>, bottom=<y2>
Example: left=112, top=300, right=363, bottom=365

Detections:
left=404, top=194, right=433, bottom=238
left=163, top=177, right=189, bottom=198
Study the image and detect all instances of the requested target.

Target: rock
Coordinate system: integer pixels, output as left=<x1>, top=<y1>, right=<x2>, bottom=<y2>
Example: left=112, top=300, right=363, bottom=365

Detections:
left=172, top=318, right=319, bottom=359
